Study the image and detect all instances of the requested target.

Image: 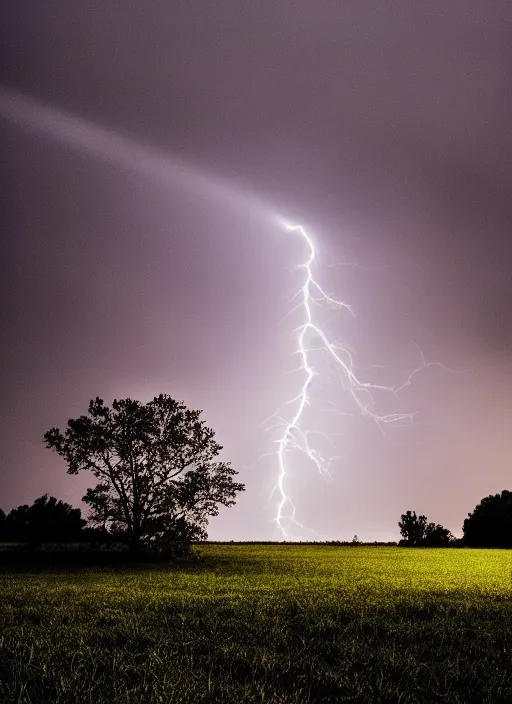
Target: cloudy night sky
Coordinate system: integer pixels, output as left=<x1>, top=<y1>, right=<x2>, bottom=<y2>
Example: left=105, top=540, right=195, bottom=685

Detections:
left=1, top=1, right=512, bottom=540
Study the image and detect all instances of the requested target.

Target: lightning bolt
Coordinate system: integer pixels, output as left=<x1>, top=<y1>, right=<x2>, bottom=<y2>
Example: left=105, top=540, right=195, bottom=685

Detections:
left=271, top=220, right=437, bottom=539
left=0, top=88, right=458, bottom=541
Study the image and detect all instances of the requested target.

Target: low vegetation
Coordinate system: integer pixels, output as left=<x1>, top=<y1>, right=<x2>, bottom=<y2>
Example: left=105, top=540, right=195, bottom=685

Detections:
left=1, top=544, right=511, bottom=703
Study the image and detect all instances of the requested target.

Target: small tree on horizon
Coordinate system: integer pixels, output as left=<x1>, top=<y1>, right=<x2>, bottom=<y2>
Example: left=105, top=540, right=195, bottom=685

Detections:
left=423, top=521, right=453, bottom=547
left=399, top=510, right=428, bottom=546
left=44, top=395, right=244, bottom=557
left=399, top=510, right=453, bottom=547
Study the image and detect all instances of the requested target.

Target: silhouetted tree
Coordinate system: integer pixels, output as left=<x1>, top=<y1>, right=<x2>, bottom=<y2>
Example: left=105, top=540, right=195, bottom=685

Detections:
left=4, top=495, right=86, bottom=547
left=4, top=503, right=30, bottom=543
left=0, top=508, right=5, bottom=541
left=44, top=395, right=244, bottom=558
left=399, top=511, right=428, bottom=546
left=423, top=522, right=453, bottom=547
left=463, top=490, right=512, bottom=547
left=399, top=511, right=453, bottom=546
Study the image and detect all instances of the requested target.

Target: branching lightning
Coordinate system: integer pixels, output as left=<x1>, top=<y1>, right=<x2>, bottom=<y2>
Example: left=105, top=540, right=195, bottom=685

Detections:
left=271, top=221, right=440, bottom=539
left=0, top=87, right=457, bottom=541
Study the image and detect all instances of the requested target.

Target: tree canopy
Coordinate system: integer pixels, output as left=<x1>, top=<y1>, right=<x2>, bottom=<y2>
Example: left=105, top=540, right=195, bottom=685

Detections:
left=423, top=522, right=453, bottom=547
left=398, top=511, right=427, bottom=546
left=398, top=510, right=453, bottom=547
left=463, top=490, right=512, bottom=547
left=44, top=395, right=244, bottom=556
left=2, top=495, right=85, bottom=546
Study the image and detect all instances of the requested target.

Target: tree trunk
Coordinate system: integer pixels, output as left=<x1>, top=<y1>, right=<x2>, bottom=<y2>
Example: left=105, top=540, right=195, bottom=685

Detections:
left=129, top=526, right=141, bottom=556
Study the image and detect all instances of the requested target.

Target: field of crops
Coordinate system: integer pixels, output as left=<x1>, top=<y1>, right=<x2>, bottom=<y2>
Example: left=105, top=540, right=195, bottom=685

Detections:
left=1, top=544, right=511, bottom=703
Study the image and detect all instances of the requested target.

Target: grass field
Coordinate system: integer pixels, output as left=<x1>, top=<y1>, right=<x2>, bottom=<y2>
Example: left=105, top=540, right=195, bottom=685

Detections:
left=1, top=544, right=512, bottom=703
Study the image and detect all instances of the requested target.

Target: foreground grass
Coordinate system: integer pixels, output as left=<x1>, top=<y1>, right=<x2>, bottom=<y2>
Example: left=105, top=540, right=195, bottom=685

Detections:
left=1, top=545, right=512, bottom=703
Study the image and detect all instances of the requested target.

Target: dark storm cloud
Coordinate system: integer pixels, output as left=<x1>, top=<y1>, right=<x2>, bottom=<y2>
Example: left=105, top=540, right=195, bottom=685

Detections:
left=1, top=1, right=512, bottom=538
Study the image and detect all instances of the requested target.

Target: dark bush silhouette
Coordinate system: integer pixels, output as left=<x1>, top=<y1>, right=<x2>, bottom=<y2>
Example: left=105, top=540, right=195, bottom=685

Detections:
left=44, top=394, right=245, bottom=558
left=4, top=495, right=86, bottom=548
left=423, top=522, right=453, bottom=547
left=463, top=490, right=512, bottom=547
left=399, top=510, right=453, bottom=546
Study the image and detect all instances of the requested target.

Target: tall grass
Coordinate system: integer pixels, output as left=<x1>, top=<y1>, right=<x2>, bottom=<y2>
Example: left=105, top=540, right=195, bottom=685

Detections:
left=1, top=545, right=511, bottom=702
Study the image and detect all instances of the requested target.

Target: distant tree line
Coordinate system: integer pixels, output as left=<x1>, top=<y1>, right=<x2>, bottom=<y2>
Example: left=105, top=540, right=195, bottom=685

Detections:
left=2, top=489, right=512, bottom=550
left=398, top=490, right=512, bottom=547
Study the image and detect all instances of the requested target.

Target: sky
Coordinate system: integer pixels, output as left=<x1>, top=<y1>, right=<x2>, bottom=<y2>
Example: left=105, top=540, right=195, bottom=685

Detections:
left=1, top=1, right=512, bottom=540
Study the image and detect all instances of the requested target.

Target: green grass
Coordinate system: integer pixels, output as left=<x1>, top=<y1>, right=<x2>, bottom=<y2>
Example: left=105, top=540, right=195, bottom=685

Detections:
left=1, top=545, right=512, bottom=702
